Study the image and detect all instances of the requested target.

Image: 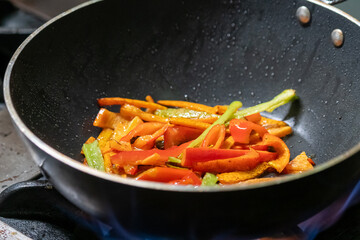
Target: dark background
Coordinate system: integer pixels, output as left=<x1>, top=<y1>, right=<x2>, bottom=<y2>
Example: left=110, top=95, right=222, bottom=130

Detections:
left=0, top=0, right=360, bottom=239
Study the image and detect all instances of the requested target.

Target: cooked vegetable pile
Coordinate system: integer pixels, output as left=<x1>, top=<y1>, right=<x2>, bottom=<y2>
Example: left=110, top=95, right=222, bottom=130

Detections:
left=82, top=89, right=315, bottom=186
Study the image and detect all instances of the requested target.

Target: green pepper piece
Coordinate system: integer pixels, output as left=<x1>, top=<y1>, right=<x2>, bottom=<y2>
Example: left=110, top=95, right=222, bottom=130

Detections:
left=201, top=173, right=218, bottom=186
left=233, top=89, right=296, bottom=119
left=154, top=108, right=219, bottom=119
left=187, top=101, right=242, bottom=148
left=82, top=140, right=105, bottom=171
left=168, top=157, right=182, bottom=164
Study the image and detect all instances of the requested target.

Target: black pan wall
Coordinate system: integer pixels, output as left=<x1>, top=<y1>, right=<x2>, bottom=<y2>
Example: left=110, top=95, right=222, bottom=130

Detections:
left=9, top=0, right=360, bottom=165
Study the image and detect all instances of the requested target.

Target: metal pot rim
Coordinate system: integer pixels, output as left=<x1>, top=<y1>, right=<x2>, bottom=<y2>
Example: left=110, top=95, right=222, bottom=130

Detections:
left=4, top=0, right=360, bottom=193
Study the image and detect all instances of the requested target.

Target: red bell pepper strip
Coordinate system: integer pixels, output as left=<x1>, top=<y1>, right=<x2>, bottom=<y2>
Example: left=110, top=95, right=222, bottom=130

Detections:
left=231, top=144, right=270, bottom=151
left=191, top=148, right=262, bottom=173
left=121, top=122, right=165, bottom=142
left=182, top=148, right=277, bottom=167
left=201, top=124, right=225, bottom=149
left=163, top=126, right=202, bottom=149
left=111, top=141, right=191, bottom=167
left=229, top=119, right=268, bottom=144
left=136, top=167, right=201, bottom=185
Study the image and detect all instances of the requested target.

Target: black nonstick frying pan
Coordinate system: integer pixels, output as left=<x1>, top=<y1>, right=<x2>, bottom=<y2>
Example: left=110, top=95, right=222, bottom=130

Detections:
left=4, top=0, right=360, bottom=238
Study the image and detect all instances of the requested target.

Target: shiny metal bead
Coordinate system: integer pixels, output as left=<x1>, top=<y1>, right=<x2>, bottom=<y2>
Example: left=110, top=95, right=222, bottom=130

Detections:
left=296, top=6, right=311, bottom=25
left=331, top=29, right=344, bottom=47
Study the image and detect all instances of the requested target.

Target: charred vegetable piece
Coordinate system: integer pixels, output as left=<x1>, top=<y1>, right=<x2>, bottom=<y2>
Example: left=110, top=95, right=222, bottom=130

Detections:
left=82, top=140, right=105, bottom=171
left=201, top=173, right=218, bottom=186
left=217, top=163, right=270, bottom=184
left=233, top=89, right=296, bottom=119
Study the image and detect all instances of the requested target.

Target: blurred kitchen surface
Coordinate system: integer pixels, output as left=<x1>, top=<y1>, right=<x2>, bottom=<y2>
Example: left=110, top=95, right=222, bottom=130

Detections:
left=7, top=0, right=360, bottom=21
left=9, top=0, right=88, bottom=20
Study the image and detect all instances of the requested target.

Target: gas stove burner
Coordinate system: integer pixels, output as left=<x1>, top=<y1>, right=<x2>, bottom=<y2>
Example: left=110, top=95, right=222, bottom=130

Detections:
left=0, top=180, right=360, bottom=239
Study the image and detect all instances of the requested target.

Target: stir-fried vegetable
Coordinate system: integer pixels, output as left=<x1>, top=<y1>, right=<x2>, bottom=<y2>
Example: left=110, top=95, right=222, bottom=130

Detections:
left=155, top=108, right=219, bottom=120
left=82, top=140, right=105, bottom=171
left=187, top=101, right=242, bottom=148
left=201, top=173, right=218, bottom=186
left=233, top=89, right=296, bottom=119
left=81, top=89, right=314, bottom=186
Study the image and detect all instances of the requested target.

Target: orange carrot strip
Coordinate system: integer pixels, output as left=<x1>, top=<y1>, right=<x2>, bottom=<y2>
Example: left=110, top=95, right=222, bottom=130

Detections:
left=221, top=136, right=235, bottom=149
left=135, top=153, right=163, bottom=166
left=133, top=124, right=170, bottom=150
left=112, top=116, right=143, bottom=142
left=169, top=117, right=211, bottom=130
left=110, top=140, right=132, bottom=151
left=190, top=117, right=219, bottom=124
left=259, top=116, right=287, bottom=129
left=100, top=141, right=112, bottom=154
left=145, top=95, right=156, bottom=113
left=103, top=153, right=114, bottom=174
left=146, top=95, right=154, bottom=102
left=121, top=122, right=166, bottom=142
left=157, top=100, right=216, bottom=114
left=98, top=97, right=166, bottom=110
left=267, top=126, right=293, bottom=138
left=85, top=136, right=96, bottom=144
left=120, top=104, right=168, bottom=123
left=214, top=105, right=228, bottom=115
left=93, top=108, right=128, bottom=129
left=97, top=128, right=114, bottom=149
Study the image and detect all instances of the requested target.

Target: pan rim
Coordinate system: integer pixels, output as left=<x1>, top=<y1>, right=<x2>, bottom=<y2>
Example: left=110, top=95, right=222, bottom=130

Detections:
left=3, top=0, right=360, bottom=192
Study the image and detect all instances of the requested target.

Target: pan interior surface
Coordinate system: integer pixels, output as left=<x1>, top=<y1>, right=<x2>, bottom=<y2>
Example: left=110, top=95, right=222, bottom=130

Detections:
left=6, top=0, right=360, bottom=183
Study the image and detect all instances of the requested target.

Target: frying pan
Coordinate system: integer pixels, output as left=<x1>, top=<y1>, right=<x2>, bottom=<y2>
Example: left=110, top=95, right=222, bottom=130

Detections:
left=3, top=0, right=360, bottom=238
